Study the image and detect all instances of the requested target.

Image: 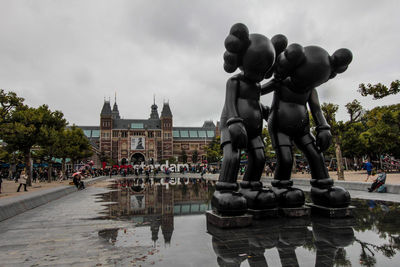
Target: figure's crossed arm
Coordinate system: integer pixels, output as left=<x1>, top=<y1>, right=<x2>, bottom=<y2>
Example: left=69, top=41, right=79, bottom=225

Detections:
left=261, top=79, right=277, bottom=96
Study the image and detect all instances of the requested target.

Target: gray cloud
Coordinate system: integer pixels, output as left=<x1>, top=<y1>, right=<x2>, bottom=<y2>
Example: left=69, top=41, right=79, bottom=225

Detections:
left=0, top=0, right=399, bottom=127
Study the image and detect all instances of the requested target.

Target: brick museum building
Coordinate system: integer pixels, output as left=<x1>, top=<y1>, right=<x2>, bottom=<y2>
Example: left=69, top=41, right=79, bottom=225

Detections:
left=78, top=98, right=219, bottom=166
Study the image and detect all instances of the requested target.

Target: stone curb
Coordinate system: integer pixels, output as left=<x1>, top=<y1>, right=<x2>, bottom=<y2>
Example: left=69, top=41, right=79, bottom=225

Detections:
left=0, top=176, right=108, bottom=222
left=260, top=177, right=400, bottom=194
left=113, top=173, right=400, bottom=194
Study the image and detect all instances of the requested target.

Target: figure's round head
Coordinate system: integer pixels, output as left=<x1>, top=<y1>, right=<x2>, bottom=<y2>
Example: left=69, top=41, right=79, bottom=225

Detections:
left=223, top=23, right=276, bottom=82
left=291, top=46, right=332, bottom=89
left=274, top=44, right=353, bottom=91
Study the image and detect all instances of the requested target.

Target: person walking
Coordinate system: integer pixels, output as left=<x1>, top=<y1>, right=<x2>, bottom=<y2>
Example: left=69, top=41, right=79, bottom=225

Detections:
left=364, top=160, right=373, bottom=182
left=17, top=170, right=28, bottom=192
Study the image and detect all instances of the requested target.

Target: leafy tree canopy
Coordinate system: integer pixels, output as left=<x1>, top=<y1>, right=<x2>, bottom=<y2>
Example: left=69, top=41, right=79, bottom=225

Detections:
left=0, top=89, right=24, bottom=124
left=358, top=80, right=400, bottom=99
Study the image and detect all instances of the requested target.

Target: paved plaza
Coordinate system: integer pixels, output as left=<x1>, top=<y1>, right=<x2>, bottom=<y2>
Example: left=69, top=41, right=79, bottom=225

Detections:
left=1, top=177, right=400, bottom=266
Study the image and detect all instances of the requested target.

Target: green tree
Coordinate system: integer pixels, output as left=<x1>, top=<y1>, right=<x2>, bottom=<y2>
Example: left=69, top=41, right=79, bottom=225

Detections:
left=358, top=80, right=400, bottom=99
left=192, top=150, right=199, bottom=164
left=359, top=104, right=400, bottom=163
left=37, top=112, right=67, bottom=182
left=0, top=89, right=24, bottom=125
left=99, top=151, right=111, bottom=166
left=205, top=136, right=222, bottom=164
left=345, top=99, right=363, bottom=123
left=0, top=105, right=66, bottom=185
left=63, top=126, right=93, bottom=170
left=261, top=127, right=275, bottom=159
left=341, top=121, right=367, bottom=159
left=180, top=150, right=188, bottom=163
left=167, top=156, right=177, bottom=164
left=321, top=103, right=345, bottom=180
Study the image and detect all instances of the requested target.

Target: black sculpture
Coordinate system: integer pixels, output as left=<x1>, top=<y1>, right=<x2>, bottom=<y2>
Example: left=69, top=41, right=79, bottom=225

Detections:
left=263, top=43, right=353, bottom=208
left=212, top=23, right=287, bottom=215
left=212, top=22, right=353, bottom=217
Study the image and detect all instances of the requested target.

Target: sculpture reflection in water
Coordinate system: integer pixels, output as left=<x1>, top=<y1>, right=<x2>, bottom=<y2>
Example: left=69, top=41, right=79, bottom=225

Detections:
left=207, top=217, right=354, bottom=267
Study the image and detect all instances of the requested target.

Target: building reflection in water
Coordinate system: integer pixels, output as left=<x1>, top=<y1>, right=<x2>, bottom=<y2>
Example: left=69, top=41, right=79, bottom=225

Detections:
left=96, top=178, right=215, bottom=246
left=96, top=181, right=400, bottom=266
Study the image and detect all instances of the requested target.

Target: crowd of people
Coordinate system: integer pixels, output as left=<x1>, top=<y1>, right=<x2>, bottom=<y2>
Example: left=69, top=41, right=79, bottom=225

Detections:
left=0, top=158, right=395, bottom=195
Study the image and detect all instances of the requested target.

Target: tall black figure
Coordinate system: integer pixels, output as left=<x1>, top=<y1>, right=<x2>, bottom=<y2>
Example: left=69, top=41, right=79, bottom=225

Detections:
left=212, top=23, right=287, bottom=215
left=263, top=43, right=353, bottom=208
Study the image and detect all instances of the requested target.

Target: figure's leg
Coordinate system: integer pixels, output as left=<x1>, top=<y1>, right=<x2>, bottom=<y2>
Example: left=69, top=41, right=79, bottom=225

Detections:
left=294, top=135, right=350, bottom=208
left=212, top=143, right=247, bottom=215
left=218, top=143, right=240, bottom=184
left=272, top=145, right=293, bottom=188
left=240, top=147, right=277, bottom=210
left=271, top=145, right=305, bottom=208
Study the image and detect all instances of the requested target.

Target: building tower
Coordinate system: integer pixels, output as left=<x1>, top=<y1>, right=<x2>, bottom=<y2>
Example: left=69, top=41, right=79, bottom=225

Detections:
left=149, top=95, right=159, bottom=120
left=160, top=102, right=173, bottom=161
left=111, top=94, right=120, bottom=120
left=100, top=100, right=112, bottom=159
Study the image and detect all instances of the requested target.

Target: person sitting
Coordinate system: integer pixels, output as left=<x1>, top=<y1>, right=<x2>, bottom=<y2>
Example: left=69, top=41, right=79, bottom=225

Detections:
left=368, top=168, right=386, bottom=192
left=73, top=174, right=85, bottom=190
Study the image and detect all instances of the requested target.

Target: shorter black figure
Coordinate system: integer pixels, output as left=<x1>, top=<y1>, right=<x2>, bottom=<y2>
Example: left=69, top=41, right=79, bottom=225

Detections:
left=263, top=43, right=353, bottom=208
left=212, top=23, right=287, bottom=215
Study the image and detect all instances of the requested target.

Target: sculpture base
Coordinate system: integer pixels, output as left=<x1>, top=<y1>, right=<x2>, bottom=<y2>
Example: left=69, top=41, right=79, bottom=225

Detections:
left=206, top=210, right=252, bottom=228
left=307, top=204, right=355, bottom=218
left=279, top=205, right=311, bottom=217
left=247, top=208, right=279, bottom=219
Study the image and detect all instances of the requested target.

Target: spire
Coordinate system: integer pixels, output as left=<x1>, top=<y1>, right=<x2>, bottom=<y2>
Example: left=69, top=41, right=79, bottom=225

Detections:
left=149, top=95, right=159, bottom=120
left=112, top=91, right=120, bottom=119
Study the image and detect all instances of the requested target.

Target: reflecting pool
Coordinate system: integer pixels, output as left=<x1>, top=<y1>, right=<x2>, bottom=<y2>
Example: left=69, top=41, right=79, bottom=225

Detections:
left=95, top=178, right=400, bottom=266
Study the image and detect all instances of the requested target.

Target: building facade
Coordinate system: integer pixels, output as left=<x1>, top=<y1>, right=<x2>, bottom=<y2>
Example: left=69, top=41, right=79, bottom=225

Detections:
left=79, top=99, right=219, bottom=165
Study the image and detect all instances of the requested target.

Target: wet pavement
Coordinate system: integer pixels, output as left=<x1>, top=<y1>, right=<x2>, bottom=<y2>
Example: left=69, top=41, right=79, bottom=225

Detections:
left=0, top=178, right=400, bottom=266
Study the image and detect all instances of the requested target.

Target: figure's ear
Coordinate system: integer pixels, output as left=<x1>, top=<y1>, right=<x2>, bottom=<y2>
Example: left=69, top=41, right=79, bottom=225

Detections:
left=224, top=23, right=250, bottom=54
left=265, top=34, right=288, bottom=78
left=223, top=23, right=250, bottom=73
left=329, top=48, right=353, bottom=78
left=223, top=51, right=239, bottom=73
left=271, top=34, right=288, bottom=56
left=274, top=43, right=305, bottom=80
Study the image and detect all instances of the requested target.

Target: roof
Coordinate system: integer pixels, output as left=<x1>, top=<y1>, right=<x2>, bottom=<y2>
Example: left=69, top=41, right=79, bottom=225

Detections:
left=112, top=119, right=161, bottom=130
left=100, top=101, right=112, bottom=115
left=202, top=120, right=216, bottom=128
left=172, top=126, right=216, bottom=140
left=75, top=126, right=101, bottom=141
left=161, top=103, right=172, bottom=118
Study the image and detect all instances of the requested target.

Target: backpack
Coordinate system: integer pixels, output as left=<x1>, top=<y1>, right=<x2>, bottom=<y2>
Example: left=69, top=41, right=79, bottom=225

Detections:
left=377, top=184, right=387, bottom=193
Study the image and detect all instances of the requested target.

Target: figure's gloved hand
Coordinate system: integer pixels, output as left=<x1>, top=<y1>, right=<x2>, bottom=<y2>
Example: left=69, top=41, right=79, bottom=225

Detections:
left=227, top=118, right=247, bottom=149
left=316, top=128, right=332, bottom=152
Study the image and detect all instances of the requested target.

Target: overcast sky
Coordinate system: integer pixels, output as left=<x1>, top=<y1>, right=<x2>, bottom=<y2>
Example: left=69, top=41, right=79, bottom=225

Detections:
left=1, top=0, right=399, bottom=127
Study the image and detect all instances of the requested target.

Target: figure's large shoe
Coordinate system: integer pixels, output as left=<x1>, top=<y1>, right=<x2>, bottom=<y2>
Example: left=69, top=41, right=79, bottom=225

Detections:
left=311, top=186, right=351, bottom=208
left=272, top=187, right=305, bottom=208
left=212, top=190, right=247, bottom=216
left=239, top=181, right=277, bottom=210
